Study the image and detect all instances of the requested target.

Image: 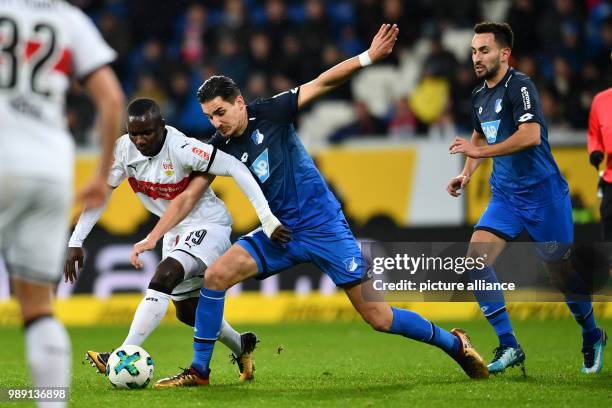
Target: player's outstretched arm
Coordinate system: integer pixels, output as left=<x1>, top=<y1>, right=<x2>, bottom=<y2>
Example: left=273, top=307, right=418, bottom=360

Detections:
left=78, top=66, right=125, bottom=208
left=208, top=149, right=292, bottom=244
left=130, top=173, right=214, bottom=269
left=64, top=187, right=114, bottom=283
left=297, top=23, right=399, bottom=109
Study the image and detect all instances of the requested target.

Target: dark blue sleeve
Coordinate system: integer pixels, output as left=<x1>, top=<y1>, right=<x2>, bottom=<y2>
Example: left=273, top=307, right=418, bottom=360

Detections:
left=508, top=78, right=541, bottom=126
left=471, top=95, right=484, bottom=135
left=255, top=87, right=299, bottom=124
left=208, top=133, right=225, bottom=150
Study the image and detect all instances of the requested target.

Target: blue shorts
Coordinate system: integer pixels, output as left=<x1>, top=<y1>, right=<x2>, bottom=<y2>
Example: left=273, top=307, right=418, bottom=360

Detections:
left=237, top=214, right=364, bottom=287
left=475, top=192, right=573, bottom=261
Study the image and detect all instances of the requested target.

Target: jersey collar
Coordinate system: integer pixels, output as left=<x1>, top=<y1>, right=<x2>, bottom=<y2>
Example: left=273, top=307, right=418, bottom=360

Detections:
left=484, top=66, right=514, bottom=91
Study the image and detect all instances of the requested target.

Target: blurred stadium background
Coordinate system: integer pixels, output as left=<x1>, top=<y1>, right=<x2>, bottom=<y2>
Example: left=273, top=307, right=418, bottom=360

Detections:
left=1, top=0, right=612, bottom=325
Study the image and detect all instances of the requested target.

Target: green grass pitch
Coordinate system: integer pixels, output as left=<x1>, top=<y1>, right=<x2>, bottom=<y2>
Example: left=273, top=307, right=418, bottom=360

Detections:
left=1, top=320, right=611, bottom=407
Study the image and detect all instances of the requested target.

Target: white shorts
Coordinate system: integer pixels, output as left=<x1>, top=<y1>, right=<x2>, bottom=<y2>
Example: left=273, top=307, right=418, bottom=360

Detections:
left=162, top=224, right=231, bottom=301
left=0, top=175, right=71, bottom=284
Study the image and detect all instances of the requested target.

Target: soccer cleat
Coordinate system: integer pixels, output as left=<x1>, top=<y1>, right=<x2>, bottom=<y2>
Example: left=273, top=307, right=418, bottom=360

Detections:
left=450, top=328, right=489, bottom=379
left=85, top=351, right=111, bottom=374
left=154, top=367, right=209, bottom=388
left=581, top=329, right=607, bottom=374
left=230, top=332, right=259, bottom=381
left=487, top=345, right=526, bottom=376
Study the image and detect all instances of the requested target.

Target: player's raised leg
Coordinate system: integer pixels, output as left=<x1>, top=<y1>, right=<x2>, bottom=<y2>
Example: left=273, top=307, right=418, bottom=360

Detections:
left=344, top=281, right=489, bottom=379
left=154, top=244, right=259, bottom=388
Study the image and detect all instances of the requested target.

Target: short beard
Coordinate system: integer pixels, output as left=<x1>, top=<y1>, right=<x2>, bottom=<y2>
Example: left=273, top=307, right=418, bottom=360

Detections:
left=478, top=60, right=501, bottom=80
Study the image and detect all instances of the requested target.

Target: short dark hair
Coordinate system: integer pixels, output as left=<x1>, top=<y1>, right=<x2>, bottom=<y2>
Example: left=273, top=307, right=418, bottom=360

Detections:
left=474, top=22, right=514, bottom=49
left=127, top=98, right=162, bottom=119
left=197, top=75, right=241, bottom=104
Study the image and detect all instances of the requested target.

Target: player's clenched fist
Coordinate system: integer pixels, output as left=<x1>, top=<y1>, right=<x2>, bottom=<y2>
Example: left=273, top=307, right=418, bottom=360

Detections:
left=64, top=247, right=85, bottom=284
left=447, top=174, right=470, bottom=197
left=368, top=23, right=400, bottom=63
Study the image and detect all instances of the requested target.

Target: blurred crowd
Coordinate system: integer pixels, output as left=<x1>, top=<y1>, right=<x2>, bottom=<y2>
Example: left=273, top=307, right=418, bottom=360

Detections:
left=68, top=0, right=612, bottom=145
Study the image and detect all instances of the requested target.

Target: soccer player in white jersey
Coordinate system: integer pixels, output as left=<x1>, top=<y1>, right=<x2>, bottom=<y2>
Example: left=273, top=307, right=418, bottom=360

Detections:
left=63, top=98, right=290, bottom=381
left=0, top=0, right=124, bottom=405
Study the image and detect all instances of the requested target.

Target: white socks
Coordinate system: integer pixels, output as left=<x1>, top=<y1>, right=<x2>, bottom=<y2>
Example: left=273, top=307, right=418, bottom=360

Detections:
left=25, top=316, right=71, bottom=408
left=122, top=289, right=242, bottom=355
left=122, top=289, right=170, bottom=346
left=218, top=319, right=242, bottom=355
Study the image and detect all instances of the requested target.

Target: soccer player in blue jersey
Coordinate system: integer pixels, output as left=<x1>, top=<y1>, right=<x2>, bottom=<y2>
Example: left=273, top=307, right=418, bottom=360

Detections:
left=153, top=24, right=489, bottom=387
left=447, top=22, right=607, bottom=374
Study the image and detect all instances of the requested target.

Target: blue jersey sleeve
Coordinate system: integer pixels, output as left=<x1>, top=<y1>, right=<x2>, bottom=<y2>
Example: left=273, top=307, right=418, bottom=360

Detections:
left=208, top=133, right=225, bottom=150
left=254, top=87, right=299, bottom=124
left=508, top=77, right=541, bottom=127
left=471, top=103, right=484, bottom=135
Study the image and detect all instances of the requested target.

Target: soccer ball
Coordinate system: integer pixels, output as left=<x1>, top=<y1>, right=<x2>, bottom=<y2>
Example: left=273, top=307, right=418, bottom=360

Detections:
left=106, top=345, right=155, bottom=389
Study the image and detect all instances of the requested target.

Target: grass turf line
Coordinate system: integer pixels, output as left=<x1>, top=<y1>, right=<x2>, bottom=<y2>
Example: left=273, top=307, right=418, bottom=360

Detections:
left=0, top=320, right=611, bottom=407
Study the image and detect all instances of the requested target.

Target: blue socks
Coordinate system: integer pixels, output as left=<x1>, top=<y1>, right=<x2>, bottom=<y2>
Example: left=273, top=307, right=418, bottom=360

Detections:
left=470, top=266, right=518, bottom=348
left=565, top=301, right=601, bottom=346
left=389, top=307, right=461, bottom=357
left=191, top=288, right=226, bottom=376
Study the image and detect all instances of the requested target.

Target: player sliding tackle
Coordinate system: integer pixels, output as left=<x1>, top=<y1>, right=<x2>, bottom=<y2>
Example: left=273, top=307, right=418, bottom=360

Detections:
left=144, top=24, right=489, bottom=388
left=64, top=99, right=290, bottom=381
left=447, top=22, right=607, bottom=375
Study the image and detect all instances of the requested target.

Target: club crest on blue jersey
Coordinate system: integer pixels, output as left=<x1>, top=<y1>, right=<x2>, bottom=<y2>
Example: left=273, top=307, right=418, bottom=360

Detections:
left=344, top=257, right=359, bottom=273
left=250, top=148, right=270, bottom=183
left=481, top=120, right=501, bottom=143
left=251, top=129, right=264, bottom=145
left=495, top=98, right=503, bottom=113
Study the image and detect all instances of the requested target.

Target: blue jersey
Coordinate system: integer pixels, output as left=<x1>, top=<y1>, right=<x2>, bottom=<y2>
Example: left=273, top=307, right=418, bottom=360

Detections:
left=210, top=88, right=341, bottom=231
left=471, top=67, right=568, bottom=208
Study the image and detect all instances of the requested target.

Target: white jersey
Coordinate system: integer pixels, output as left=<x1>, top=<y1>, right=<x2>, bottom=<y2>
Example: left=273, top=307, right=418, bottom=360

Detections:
left=0, top=0, right=116, bottom=180
left=109, top=126, right=233, bottom=235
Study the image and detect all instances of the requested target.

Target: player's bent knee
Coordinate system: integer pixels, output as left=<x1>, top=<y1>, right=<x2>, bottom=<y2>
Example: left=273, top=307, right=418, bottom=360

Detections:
left=203, top=265, right=231, bottom=291
left=148, top=257, right=185, bottom=294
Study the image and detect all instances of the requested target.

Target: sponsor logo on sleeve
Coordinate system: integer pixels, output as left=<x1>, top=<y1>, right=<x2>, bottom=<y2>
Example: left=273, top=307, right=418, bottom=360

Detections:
left=518, top=113, right=534, bottom=123
left=520, top=86, right=531, bottom=110
left=191, top=146, right=210, bottom=161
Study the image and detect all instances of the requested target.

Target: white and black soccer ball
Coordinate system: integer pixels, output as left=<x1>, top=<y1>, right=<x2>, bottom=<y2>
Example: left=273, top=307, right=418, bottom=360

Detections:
left=106, top=345, right=155, bottom=389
